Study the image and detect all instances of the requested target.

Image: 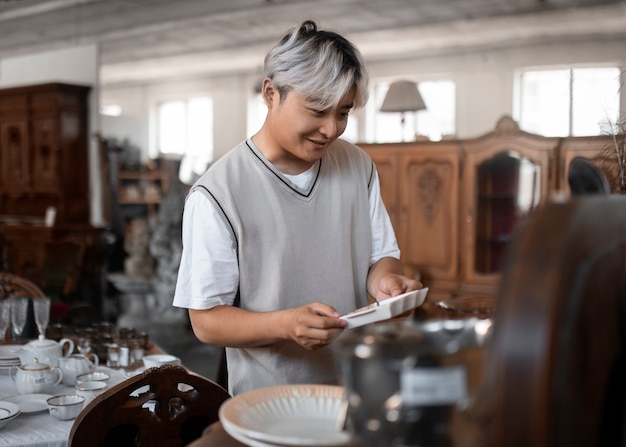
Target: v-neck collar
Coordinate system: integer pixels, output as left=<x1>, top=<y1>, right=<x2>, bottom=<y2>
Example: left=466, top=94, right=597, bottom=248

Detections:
left=245, top=139, right=321, bottom=198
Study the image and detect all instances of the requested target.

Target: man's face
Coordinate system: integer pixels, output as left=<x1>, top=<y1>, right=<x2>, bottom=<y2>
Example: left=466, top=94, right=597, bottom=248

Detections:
left=263, top=83, right=356, bottom=172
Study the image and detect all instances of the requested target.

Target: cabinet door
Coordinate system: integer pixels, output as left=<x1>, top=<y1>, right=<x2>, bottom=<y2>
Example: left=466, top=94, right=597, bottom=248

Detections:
left=31, top=115, right=61, bottom=193
left=367, top=147, right=400, bottom=228
left=559, top=135, right=615, bottom=195
left=461, top=141, right=553, bottom=288
left=398, top=144, right=460, bottom=286
left=0, top=120, right=31, bottom=192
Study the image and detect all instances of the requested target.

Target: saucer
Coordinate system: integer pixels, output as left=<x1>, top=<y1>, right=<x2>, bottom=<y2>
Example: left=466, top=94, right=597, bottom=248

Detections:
left=6, top=394, right=52, bottom=414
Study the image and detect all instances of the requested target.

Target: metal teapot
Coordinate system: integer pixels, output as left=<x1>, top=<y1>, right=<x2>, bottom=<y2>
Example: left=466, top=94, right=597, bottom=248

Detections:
left=16, top=335, right=75, bottom=367
left=10, top=358, right=63, bottom=394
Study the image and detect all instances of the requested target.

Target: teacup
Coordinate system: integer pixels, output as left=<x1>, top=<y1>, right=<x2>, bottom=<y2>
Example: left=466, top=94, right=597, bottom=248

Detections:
left=47, top=395, right=85, bottom=420
left=142, top=354, right=179, bottom=369
left=76, top=371, right=110, bottom=384
left=75, top=381, right=107, bottom=404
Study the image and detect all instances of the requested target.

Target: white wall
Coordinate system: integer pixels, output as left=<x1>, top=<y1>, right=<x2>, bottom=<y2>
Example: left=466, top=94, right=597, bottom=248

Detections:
left=101, top=37, right=626, bottom=165
left=0, top=44, right=103, bottom=227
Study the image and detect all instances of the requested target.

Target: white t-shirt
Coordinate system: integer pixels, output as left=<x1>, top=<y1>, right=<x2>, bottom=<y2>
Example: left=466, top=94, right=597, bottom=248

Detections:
left=173, top=163, right=400, bottom=310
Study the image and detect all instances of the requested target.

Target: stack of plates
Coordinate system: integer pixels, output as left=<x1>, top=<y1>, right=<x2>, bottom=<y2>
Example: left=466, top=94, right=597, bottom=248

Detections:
left=0, top=401, right=20, bottom=429
left=0, top=345, right=21, bottom=370
left=219, top=384, right=353, bottom=447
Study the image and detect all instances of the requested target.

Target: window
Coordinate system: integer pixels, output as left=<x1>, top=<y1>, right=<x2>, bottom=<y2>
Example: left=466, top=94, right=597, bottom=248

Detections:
left=157, top=96, right=213, bottom=184
left=366, top=79, right=456, bottom=143
left=516, top=66, right=621, bottom=137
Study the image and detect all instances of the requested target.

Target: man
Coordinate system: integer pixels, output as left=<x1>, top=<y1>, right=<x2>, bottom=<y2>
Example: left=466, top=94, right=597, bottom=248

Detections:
left=173, top=20, right=422, bottom=395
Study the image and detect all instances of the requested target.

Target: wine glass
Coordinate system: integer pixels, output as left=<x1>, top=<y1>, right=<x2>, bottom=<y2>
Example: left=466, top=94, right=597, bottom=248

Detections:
left=0, top=300, right=11, bottom=342
left=10, top=296, right=29, bottom=342
left=32, top=296, right=51, bottom=339
left=77, top=337, right=92, bottom=355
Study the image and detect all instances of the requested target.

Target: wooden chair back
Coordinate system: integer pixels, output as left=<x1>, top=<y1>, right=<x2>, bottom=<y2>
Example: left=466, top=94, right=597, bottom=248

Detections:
left=0, top=272, right=45, bottom=298
left=480, top=195, right=626, bottom=447
left=69, top=364, right=231, bottom=447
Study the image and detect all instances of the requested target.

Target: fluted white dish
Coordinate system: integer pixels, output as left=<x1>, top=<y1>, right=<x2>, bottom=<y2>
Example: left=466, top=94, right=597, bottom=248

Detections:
left=220, top=384, right=351, bottom=446
left=340, top=287, right=429, bottom=328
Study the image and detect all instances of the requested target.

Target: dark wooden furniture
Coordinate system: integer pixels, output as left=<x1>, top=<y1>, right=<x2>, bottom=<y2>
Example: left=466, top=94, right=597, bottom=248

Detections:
left=481, top=195, right=626, bottom=446
left=69, top=363, right=231, bottom=447
left=0, top=82, right=103, bottom=316
left=0, top=272, right=45, bottom=298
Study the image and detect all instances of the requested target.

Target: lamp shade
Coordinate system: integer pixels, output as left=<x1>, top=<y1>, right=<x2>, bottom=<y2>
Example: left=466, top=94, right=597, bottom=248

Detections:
left=380, top=80, right=426, bottom=113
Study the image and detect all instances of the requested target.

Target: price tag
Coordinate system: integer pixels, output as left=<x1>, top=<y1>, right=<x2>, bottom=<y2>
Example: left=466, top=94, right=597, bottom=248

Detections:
left=400, top=366, right=468, bottom=406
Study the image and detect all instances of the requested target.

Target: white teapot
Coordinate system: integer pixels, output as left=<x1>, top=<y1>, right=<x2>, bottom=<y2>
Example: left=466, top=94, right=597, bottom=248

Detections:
left=10, top=358, right=63, bottom=394
left=59, top=354, right=99, bottom=386
left=16, top=335, right=75, bottom=367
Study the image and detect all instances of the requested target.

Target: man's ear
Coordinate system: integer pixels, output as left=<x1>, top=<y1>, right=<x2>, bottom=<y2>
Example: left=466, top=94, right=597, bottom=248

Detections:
left=261, top=78, right=276, bottom=107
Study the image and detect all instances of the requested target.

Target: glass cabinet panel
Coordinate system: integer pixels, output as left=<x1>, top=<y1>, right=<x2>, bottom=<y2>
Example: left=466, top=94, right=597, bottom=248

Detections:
left=474, top=151, right=540, bottom=273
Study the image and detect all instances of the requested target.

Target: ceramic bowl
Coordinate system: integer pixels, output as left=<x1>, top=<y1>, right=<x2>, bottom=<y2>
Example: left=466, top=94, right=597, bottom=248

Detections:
left=75, top=381, right=107, bottom=404
left=47, top=395, right=85, bottom=420
left=76, top=371, right=110, bottom=384
left=142, top=354, right=180, bottom=369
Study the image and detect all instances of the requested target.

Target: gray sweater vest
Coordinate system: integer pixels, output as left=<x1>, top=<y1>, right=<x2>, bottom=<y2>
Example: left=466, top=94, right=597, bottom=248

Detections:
left=191, top=138, right=374, bottom=394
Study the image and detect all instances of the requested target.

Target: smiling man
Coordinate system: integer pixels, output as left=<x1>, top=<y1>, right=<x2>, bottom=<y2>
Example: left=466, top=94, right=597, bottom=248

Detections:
left=172, top=20, right=421, bottom=396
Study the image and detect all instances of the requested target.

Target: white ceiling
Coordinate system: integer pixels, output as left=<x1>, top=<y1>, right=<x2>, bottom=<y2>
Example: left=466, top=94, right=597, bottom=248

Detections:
left=1, top=0, right=625, bottom=87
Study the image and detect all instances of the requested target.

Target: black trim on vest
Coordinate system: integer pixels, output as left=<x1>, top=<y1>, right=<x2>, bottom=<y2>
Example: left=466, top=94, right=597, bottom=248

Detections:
left=194, top=185, right=239, bottom=252
left=367, top=160, right=375, bottom=190
left=245, top=140, right=321, bottom=198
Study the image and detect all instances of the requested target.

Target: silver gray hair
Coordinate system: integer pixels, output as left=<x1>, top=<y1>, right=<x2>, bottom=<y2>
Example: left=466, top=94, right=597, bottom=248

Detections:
left=263, top=20, right=369, bottom=109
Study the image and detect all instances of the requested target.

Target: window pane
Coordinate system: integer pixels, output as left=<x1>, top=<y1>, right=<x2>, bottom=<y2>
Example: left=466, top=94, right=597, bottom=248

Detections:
left=518, top=66, right=621, bottom=137
left=519, top=70, right=570, bottom=137
left=187, top=97, right=213, bottom=158
left=158, top=97, right=214, bottom=184
left=158, top=101, right=186, bottom=154
left=572, top=67, right=620, bottom=136
left=417, top=80, right=456, bottom=140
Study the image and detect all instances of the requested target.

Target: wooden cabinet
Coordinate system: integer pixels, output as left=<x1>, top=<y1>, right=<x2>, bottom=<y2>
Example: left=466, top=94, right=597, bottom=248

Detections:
left=361, top=116, right=575, bottom=300
left=0, top=83, right=91, bottom=223
left=458, top=117, right=559, bottom=296
left=558, top=134, right=617, bottom=194
left=362, top=141, right=462, bottom=299
left=0, top=83, right=102, bottom=313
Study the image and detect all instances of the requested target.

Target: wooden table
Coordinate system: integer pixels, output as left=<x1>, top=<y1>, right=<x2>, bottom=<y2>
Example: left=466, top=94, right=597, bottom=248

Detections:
left=188, top=422, right=247, bottom=447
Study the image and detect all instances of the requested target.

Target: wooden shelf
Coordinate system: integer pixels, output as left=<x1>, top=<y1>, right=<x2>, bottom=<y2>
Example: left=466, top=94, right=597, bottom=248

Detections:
left=116, top=170, right=169, bottom=207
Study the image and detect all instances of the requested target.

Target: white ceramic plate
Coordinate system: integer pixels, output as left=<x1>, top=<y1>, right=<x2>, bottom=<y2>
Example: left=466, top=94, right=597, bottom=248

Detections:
left=0, top=401, right=20, bottom=420
left=340, top=288, right=429, bottom=328
left=6, top=394, right=52, bottom=414
left=220, top=384, right=352, bottom=446
left=0, top=345, right=21, bottom=361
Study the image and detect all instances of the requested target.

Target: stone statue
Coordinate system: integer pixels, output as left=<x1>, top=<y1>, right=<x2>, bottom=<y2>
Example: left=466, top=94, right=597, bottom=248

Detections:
left=123, top=217, right=154, bottom=279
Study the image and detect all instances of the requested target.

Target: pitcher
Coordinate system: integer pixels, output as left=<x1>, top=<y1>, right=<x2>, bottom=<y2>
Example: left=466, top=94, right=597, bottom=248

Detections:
left=59, top=353, right=99, bottom=386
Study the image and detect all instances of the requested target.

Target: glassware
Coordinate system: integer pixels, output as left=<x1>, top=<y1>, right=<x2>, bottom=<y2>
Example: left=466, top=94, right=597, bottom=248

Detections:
left=107, top=343, right=120, bottom=369
left=32, top=296, right=51, bottom=339
left=77, top=337, right=92, bottom=356
left=0, top=300, right=11, bottom=342
left=10, top=296, right=29, bottom=342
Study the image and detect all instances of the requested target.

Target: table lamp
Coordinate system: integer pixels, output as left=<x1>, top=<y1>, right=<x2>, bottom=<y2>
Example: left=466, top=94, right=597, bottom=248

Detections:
left=380, top=80, right=426, bottom=141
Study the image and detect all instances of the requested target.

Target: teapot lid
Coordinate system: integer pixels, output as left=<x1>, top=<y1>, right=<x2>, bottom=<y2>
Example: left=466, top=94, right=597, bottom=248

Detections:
left=26, top=335, right=58, bottom=348
left=20, top=357, right=51, bottom=371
